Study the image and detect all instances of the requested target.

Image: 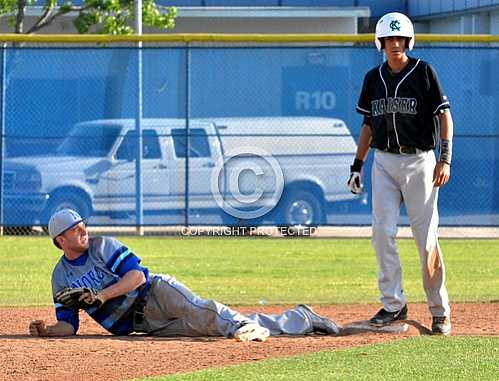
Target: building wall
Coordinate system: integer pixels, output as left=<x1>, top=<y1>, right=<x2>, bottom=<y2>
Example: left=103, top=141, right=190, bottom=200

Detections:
left=167, top=16, right=358, bottom=34
left=0, top=15, right=360, bottom=34
left=409, top=0, right=499, bottom=17
left=409, top=0, right=499, bottom=34
left=1, top=2, right=499, bottom=35
left=491, top=9, right=499, bottom=33
left=413, top=10, right=498, bottom=34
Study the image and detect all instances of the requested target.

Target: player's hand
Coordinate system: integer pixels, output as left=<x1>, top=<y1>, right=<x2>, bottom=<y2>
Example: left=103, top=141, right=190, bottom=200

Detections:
left=347, top=158, right=364, bottom=194
left=79, top=289, right=107, bottom=307
left=433, top=161, right=450, bottom=187
left=347, top=172, right=363, bottom=194
left=29, top=320, right=48, bottom=337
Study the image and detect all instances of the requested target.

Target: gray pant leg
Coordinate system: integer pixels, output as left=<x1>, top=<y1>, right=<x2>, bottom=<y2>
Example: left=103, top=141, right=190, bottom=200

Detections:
left=246, top=308, right=313, bottom=336
left=142, top=274, right=251, bottom=337
left=372, top=151, right=408, bottom=312
left=401, top=151, right=450, bottom=318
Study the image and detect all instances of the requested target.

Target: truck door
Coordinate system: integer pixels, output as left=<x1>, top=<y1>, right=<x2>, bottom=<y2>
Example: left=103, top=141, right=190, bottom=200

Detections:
left=169, top=126, right=221, bottom=219
left=96, top=129, right=168, bottom=213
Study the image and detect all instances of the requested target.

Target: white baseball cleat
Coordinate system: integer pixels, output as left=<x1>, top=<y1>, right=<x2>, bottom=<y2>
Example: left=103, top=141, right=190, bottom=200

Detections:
left=234, top=323, right=270, bottom=342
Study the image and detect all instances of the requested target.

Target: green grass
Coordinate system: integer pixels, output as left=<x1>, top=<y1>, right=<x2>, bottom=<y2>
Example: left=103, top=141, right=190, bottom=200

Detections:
left=1, top=236, right=498, bottom=381
left=0, top=236, right=497, bottom=306
left=137, top=337, right=499, bottom=381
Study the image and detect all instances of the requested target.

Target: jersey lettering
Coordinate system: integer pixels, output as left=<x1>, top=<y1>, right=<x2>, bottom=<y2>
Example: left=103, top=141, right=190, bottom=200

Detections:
left=70, top=266, right=106, bottom=289
left=371, top=97, right=417, bottom=116
left=356, top=58, right=450, bottom=150
left=86, top=269, right=100, bottom=285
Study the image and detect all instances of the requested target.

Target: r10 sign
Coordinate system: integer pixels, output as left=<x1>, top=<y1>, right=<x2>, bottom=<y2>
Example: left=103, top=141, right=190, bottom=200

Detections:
left=295, top=91, right=336, bottom=111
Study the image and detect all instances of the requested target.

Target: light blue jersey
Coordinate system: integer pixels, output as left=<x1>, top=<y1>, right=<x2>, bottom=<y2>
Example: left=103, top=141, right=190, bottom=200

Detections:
left=51, top=236, right=150, bottom=335
left=51, top=236, right=332, bottom=338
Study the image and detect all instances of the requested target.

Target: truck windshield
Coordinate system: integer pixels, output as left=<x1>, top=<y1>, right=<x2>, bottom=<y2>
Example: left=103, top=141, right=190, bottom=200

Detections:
left=56, top=124, right=122, bottom=157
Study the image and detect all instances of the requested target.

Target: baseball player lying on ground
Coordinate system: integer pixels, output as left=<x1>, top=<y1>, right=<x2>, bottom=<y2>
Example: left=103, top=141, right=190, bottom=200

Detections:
left=29, top=209, right=340, bottom=341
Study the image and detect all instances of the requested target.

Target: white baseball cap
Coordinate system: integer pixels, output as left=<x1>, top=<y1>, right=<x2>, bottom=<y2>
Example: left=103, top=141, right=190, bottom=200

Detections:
left=48, top=209, right=84, bottom=238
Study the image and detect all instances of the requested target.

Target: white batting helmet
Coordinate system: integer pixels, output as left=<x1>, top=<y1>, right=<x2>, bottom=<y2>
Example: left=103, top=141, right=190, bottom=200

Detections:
left=375, top=12, right=415, bottom=52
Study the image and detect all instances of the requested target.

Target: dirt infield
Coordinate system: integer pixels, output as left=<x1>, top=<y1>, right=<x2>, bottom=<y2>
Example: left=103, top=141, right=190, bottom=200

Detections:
left=1, top=303, right=498, bottom=381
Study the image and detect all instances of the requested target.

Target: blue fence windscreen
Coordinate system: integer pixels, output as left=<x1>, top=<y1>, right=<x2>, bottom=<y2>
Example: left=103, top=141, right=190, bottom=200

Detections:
left=1, top=44, right=498, bottom=228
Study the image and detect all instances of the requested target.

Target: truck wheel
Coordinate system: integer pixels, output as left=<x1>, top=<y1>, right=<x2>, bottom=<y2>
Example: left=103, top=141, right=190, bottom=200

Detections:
left=278, top=191, right=323, bottom=236
left=42, top=192, right=92, bottom=227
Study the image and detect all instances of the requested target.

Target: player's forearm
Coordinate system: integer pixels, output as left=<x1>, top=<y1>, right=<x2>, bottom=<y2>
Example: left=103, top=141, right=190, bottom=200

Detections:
left=438, top=110, right=454, bottom=165
left=439, top=109, right=453, bottom=140
left=99, top=270, right=146, bottom=301
left=355, top=124, right=373, bottom=162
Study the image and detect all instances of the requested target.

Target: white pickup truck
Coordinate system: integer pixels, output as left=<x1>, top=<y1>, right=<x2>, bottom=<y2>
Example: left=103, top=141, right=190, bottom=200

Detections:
left=2, top=117, right=358, bottom=228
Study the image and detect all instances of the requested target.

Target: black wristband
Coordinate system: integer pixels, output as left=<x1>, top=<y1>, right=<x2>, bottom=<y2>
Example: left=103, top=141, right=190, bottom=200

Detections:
left=350, top=158, right=364, bottom=172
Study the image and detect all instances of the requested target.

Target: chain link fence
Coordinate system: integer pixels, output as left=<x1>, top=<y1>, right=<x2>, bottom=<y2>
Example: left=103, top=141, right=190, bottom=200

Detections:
left=1, top=37, right=498, bottom=235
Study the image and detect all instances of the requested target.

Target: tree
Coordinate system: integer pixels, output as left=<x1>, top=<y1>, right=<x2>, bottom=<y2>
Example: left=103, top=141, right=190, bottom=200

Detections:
left=0, top=0, right=177, bottom=34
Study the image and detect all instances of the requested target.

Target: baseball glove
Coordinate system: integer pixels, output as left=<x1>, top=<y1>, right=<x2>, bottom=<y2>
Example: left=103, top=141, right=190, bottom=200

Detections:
left=55, top=287, right=105, bottom=310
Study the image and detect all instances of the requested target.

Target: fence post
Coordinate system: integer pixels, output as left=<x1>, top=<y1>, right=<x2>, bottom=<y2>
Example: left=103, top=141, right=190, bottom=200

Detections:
left=184, top=43, right=191, bottom=228
left=0, top=44, right=6, bottom=236
left=135, top=0, right=144, bottom=236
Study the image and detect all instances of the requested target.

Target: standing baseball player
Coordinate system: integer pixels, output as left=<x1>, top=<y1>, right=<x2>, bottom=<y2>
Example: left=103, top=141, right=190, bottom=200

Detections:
left=29, top=209, right=340, bottom=340
left=348, top=12, right=453, bottom=335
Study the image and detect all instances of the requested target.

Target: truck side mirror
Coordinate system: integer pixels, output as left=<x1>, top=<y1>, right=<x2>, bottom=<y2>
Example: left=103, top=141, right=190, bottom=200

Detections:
left=83, top=159, right=112, bottom=176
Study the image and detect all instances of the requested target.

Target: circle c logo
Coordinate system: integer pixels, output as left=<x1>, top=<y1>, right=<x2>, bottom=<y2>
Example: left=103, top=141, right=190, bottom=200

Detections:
left=210, top=146, right=284, bottom=220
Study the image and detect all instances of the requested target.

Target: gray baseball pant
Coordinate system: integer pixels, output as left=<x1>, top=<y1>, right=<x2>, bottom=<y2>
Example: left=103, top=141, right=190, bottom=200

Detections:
left=371, top=149, right=450, bottom=317
left=136, top=274, right=315, bottom=337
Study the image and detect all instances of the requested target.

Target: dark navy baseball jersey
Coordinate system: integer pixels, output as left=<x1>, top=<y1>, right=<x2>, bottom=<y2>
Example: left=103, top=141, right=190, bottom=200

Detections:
left=356, top=57, right=450, bottom=151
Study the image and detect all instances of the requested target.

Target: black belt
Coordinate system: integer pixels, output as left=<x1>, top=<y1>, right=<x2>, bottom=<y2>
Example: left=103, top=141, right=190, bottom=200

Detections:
left=133, top=285, right=150, bottom=326
left=384, top=146, right=420, bottom=155
left=134, top=299, right=146, bottom=326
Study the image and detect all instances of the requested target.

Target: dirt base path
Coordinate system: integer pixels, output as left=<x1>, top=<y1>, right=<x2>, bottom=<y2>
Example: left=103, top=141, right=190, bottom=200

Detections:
left=1, top=303, right=497, bottom=381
